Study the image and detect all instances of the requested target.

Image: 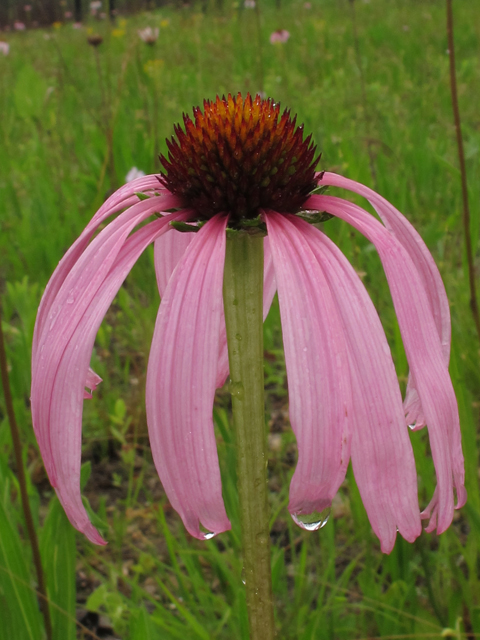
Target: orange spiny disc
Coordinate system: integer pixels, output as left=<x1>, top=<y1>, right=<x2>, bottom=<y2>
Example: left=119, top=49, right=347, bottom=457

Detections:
left=159, top=93, right=319, bottom=225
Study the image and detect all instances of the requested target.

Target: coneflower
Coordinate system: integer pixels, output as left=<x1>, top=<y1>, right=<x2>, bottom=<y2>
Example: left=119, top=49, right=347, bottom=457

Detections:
left=31, top=93, right=465, bottom=556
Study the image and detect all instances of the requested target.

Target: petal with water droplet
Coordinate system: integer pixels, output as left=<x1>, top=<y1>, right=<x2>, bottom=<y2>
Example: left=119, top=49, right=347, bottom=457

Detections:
left=298, top=216, right=421, bottom=552
left=314, top=172, right=451, bottom=429
left=266, top=212, right=350, bottom=520
left=306, top=193, right=464, bottom=535
left=146, top=214, right=231, bottom=539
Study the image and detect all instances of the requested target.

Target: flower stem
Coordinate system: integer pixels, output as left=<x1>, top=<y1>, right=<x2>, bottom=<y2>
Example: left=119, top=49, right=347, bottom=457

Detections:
left=0, top=300, right=52, bottom=640
left=445, top=0, right=480, bottom=343
left=223, top=232, right=276, bottom=640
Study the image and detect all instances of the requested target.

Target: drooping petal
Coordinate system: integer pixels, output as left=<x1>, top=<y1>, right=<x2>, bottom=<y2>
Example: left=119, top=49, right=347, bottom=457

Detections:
left=146, top=214, right=231, bottom=539
left=307, top=194, right=465, bottom=532
left=316, top=172, right=451, bottom=428
left=153, top=231, right=277, bottom=389
left=33, top=215, right=182, bottom=544
left=215, top=236, right=277, bottom=389
left=263, top=236, right=277, bottom=309
left=154, top=228, right=195, bottom=296
left=291, top=215, right=421, bottom=551
left=265, top=212, right=350, bottom=524
left=32, top=196, right=181, bottom=487
left=33, top=178, right=178, bottom=363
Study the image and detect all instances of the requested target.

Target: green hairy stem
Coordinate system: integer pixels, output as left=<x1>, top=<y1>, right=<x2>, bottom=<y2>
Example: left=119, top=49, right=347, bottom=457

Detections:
left=223, top=231, right=276, bottom=640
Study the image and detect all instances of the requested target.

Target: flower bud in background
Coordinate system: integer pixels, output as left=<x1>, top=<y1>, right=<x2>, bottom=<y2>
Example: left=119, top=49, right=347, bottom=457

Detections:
left=87, top=34, right=103, bottom=47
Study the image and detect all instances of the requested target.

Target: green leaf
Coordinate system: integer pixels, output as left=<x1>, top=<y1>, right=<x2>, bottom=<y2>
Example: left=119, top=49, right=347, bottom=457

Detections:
left=86, top=584, right=108, bottom=612
left=0, top=499, right=43, bottom=640
left=80, top=461, right=92, bottom=491
left=40, top=496, right=76, bottom=640
left=130, top=608, right=156, bottom=640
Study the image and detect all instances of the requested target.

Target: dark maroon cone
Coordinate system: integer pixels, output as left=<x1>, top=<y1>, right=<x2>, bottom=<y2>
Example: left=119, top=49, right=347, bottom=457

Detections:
left=159, top=93, right=319, bottom=226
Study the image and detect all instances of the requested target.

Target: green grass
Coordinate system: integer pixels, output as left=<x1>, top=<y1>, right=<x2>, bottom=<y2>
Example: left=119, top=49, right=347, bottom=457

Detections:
left=0, top=0, right=480, bottom=638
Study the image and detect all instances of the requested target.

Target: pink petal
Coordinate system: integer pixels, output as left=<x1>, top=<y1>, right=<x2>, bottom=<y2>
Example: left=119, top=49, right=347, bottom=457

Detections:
left=316, top=172, right=451, bottom=429
left=33, top=215, right=183, bottom=543
left=32, top=196, right=180, bottom=483
left=292, top=215, right=421, bottom=552
left=307, top=194, right=465, bottom=533
left=265, top=212, right=350, bottom=524
left=153, top=231, right=276, bottom=390
left=145, top=214, right=231, bottom=539
left=33, top=179, right=179, bottom=363
left=154, top=228, right=195, bottom=296
left=83, top=367, right=102, bottom=400
left=263, top=236, right=277, bottom=310
left=215, top=236, right=277, bottom=389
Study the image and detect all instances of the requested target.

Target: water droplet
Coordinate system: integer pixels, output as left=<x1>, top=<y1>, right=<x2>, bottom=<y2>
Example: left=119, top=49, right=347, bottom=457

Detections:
left=241, top=567, right=246, bottom=585
left=202, top=531, right=215, bottom=540
left=199, top=524, right=215, bottom=540
left=408, top=423, right=416, bottom=430
left=291, top=506, right=331, bottom=531
left=235, top=333, right=242, bottom=341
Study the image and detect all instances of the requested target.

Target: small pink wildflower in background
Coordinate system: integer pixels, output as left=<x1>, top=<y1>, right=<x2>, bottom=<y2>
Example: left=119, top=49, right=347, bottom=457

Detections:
left=65, top=11, right=73, bottom=19
left=31, top=93, right=465, bottom=553
left=270, top=29, right=290, bottom=44
left=304, top=2, right=312, bottom=8
left=90, top=0, right=102, bottom=9
left=138, top=27, right=159, bottom=45
left=24, top=4, right=32, bottom=11
left=244, top=0, right=256, bottom=7
left=73, top=22, right=83, bottom=29
left=14, top=21, right=26, bottom=31
left=0, top=41, right=10, bottom=55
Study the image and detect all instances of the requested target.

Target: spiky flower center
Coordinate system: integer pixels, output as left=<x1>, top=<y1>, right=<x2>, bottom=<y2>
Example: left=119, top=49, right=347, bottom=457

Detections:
left=159, top=93, right=319, bottom=226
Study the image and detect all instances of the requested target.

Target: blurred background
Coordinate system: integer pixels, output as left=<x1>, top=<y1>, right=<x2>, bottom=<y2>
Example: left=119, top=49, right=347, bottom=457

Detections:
left=0, top=1, right=479, bottom=639
left=2, top=0, right=178, bottom=28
